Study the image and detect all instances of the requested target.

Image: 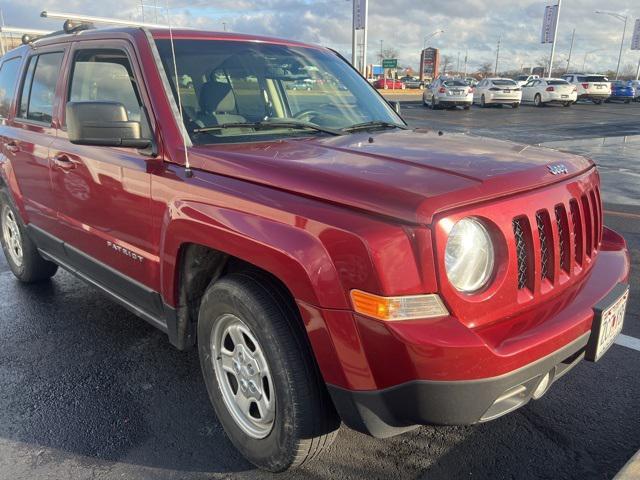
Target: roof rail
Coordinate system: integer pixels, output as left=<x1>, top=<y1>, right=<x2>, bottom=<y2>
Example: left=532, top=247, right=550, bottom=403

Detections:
left=40, top=11, right=170, bottom=29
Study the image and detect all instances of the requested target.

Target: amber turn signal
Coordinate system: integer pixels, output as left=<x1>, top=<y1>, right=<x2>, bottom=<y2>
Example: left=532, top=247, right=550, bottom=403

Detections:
left=350, top=290, right=449, bottom=321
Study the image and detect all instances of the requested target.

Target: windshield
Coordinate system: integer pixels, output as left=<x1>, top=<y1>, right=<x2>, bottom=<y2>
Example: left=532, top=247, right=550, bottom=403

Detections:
left=515, top=76, right=528, bottom=81
left=154, top=39, right=403, bottom=144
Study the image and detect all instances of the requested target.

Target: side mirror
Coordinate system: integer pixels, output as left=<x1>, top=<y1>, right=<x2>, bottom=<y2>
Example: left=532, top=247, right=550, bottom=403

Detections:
left=388, top=100, right=401, bottom=114
left=66, top=101, right=151, bottom=149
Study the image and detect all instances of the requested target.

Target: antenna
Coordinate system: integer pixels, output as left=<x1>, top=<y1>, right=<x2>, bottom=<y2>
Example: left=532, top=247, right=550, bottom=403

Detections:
left=165, top=0, right=192, bottom=178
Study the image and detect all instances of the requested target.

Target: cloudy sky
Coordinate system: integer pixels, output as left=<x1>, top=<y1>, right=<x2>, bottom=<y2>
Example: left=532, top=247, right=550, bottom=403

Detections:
left=1, top=0, right=639, bottom=73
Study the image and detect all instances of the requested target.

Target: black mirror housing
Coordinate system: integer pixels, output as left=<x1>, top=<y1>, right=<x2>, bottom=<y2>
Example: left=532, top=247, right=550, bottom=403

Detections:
left=66, top=101, right=151, bottom=148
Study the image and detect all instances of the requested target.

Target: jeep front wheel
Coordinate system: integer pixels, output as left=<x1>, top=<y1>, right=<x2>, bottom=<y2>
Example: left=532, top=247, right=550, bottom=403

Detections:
left=197, top=273, right=339, bottom=472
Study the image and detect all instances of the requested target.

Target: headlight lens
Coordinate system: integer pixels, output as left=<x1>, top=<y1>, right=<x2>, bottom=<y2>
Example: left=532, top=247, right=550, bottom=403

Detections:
left=445, top=218, right=495, bottom=293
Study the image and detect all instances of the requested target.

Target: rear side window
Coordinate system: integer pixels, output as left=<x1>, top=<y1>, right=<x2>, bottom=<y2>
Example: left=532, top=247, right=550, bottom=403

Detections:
left=18, top=52, right=64, bottom=123
left=0, top=57, right=22, bottom=118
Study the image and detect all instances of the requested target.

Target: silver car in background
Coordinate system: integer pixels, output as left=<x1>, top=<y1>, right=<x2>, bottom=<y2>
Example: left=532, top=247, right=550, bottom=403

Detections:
left=423, top=77, right=473, bottom=110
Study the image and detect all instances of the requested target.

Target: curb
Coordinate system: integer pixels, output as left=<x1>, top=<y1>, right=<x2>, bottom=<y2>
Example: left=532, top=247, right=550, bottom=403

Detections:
left=614, top=449, right=640, bottom=479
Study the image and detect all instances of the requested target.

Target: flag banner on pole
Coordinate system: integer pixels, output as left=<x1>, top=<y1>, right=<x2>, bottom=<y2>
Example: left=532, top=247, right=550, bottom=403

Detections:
left=632, top=19, right=640, bottom=50
left=354, top=0, right=367, bottom=30
left=541, top=4, right=559, bottom=44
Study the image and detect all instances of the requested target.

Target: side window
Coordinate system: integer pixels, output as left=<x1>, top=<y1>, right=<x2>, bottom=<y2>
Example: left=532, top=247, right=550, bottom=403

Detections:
left=18, top=52, right=64, bottom=124
left=0, top=57, right=22, bottom=118
left=69, top=49, right=144, bottom=123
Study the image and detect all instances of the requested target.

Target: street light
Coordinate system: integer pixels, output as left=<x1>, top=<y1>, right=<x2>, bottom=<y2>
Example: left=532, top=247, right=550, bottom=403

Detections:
left=595, top=10, right=628, bottom=79
left=423, top=29, right=444, bottom=49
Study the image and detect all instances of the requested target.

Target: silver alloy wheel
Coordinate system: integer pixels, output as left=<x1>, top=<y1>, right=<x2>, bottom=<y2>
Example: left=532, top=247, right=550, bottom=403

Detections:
left=211, top=313, right=275, bottom=439
left=2, top=206, right=23, bottom=267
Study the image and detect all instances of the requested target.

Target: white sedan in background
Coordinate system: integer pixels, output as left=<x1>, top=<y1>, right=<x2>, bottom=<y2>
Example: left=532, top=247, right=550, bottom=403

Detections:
left=521, top=78, right=577, bottom=107
left=473, top=78, right=522, bottom=108
left=423, top=77, right=473, bottom=110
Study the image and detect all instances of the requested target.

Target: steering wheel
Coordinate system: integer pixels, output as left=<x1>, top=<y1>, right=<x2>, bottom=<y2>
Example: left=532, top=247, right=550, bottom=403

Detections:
left=293, top=109, right=323, bottom=122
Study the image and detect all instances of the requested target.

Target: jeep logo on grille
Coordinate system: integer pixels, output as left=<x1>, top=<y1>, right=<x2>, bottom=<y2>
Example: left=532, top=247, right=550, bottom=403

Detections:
left=548, top=164, right=569, bottom=175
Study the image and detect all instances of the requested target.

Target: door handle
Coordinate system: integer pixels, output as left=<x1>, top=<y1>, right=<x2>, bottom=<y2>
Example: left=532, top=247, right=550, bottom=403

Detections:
left=52, top=154, right=77, bottom=171
left=4, top=142, right=19, bottom=154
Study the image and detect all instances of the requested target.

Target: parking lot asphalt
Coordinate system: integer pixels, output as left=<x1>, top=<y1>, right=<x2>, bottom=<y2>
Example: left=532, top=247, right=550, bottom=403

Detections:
left=0, top=101, right=638, bottom=480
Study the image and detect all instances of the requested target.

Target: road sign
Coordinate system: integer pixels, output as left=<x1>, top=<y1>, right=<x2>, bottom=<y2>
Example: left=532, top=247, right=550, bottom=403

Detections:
left=382, top=59, right=398, bottom=69
left=541, top=4, right=559, bottom=44
left=632, top=19, right=640, bottom=50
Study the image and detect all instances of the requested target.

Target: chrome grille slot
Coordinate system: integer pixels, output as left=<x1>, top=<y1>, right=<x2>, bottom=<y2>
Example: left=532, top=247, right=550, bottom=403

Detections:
left=512, top=217, right=532, bottom=290
left=555, top=205, right=570, bottom=273
left=536, top=210, right=554, bottom=281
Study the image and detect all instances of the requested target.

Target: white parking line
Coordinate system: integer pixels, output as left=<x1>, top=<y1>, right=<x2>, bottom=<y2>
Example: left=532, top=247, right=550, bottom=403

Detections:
left=615, top=334, right=640, bottom=352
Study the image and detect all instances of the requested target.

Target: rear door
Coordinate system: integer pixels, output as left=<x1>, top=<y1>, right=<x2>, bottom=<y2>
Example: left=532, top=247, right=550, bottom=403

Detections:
left=3, top=48, right=66, bottom=233
left=49, top=40, right=162, bottom=314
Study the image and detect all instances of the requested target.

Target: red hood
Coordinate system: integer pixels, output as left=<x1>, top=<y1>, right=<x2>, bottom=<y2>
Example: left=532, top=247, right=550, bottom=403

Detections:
left=187, top=129, right=594, bottom=225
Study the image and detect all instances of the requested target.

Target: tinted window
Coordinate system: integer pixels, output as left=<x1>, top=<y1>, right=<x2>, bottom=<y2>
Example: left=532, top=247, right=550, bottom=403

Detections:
left=18, top=52, right=64, bottom=123
left=0, top=58, right=22, bottom=118
left=442, top=80, right=467, bottom=87
left=491, top=79, right=517, bottom=86
left=585, top=76, right=608, bottom=82
left=547, top=80, right=569, bottom=85
left=69, top=49, right=143, bottom=123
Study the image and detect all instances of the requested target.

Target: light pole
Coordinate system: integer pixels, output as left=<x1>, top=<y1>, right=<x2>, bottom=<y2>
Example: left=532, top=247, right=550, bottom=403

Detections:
left=595, top=10, right=628, bottom=79
left=423, top=29, right=444, bottom=50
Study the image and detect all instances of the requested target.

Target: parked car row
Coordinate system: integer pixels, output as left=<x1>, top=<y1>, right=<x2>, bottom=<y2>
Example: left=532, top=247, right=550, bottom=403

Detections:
left=422, top=74, right=639, bottom=110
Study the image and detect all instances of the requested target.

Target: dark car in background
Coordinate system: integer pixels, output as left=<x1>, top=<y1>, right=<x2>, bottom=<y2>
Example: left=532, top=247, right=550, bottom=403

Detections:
left=400, top=76, right=424, bottom=89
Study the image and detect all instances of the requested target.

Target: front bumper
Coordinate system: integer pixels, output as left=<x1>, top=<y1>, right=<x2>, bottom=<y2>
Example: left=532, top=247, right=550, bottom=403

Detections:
left=328, top=331, right=588, bottom=437
left=304, top=227, right=629, bottom=438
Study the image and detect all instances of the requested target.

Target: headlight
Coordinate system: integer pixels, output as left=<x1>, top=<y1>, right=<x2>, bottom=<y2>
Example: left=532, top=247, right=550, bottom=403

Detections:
left=445, top=218, right=495, bottom=293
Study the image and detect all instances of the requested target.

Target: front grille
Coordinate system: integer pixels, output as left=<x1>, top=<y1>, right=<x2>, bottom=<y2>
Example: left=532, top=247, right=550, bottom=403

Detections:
left=513, top=187, right=601, bottom=291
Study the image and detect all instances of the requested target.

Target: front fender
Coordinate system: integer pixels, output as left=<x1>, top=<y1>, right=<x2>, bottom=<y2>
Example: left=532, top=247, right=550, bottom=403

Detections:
left=159, top=199, right=350, bottom=309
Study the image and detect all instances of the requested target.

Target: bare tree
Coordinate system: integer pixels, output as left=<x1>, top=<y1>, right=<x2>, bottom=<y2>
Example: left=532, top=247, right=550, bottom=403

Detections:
left=377, top=47, right=399, bottom=63
left=478, top=61, right=493, bottom=78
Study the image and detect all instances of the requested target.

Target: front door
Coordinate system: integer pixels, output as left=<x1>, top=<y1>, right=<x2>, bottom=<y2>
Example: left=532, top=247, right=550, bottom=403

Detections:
left=49, top=41, right=161, bottom=314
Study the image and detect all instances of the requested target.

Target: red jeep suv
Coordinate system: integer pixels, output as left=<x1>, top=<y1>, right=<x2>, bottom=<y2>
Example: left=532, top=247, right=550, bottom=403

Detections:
left=0, top=25, right=630, bottom=472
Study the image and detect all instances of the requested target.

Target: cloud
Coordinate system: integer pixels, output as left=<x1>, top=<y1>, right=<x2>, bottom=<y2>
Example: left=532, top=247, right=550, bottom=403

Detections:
left=2, top=0, right=639, bottom=73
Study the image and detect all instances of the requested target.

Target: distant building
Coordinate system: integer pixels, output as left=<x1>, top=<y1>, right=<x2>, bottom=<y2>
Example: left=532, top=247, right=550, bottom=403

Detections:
left=420, top=47, right=440, bottom=82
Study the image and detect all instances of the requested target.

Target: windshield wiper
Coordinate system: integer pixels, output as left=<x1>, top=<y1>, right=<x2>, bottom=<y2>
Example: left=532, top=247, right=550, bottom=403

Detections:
left=341, top=121, right=407, bottom=133
left=193, top=120, right=343, bottom=136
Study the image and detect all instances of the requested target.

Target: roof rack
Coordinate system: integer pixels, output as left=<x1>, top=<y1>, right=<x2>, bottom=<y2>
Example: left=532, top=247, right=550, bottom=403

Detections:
left=40, top=10, right=170, bottom=29
left=0, top=26, right=55, bottom=46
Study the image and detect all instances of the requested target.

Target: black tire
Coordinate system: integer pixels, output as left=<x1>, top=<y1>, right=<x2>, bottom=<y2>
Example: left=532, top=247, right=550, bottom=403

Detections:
left=197, top=272, right=339, bottom=472
left=563, top=102, right=572, bottom=107
left=480, top=95, right=487, bottom=108
left=625, top=99, right=631, bottom=104
left=463, top=105, right=471, bottom=110
left=512, top=102, right=520, bottom=109
left=430, top=96, right=439, bottom=110
left=593, top=99, right=603, bottom=105
left=0, top=191, right=57, bottom=283
left=534, top=94, right=544, bottom=107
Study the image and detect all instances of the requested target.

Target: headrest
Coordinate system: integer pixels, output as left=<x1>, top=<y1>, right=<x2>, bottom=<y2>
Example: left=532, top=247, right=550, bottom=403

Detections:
left=199, top=81, right=236, bottom=114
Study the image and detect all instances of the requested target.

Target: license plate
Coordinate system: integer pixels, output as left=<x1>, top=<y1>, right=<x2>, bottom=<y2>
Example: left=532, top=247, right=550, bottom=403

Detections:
left=452, top=90, right=462, bottom=95
left=586, top=284, right=629, bottom=361
left=504, top=89, right=511, bottom=93
left=561, top=95, right=569, bottom=98
left=596, top=85, right=603, bottom=89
